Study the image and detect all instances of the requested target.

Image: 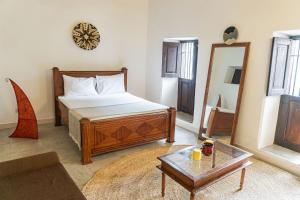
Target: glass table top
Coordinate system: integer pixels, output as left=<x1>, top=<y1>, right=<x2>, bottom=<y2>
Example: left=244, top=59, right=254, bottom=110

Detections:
left=158, top=141, right=249, bottom=178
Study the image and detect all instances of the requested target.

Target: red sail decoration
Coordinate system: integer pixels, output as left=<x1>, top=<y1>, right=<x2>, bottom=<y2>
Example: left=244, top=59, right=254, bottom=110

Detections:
left=9, top=79, right=38, bottom=139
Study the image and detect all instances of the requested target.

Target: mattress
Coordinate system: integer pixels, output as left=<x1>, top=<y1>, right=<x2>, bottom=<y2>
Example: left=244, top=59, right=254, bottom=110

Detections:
left=58, top=93, right=169, bottom=149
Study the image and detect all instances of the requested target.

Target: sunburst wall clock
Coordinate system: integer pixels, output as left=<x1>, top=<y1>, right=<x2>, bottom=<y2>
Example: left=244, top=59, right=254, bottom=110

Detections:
left=72, top=22, right=100, bottom=50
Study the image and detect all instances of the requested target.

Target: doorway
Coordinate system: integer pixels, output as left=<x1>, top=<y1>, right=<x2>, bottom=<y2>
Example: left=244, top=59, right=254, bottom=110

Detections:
left=161, top=38, right=198, bottom=123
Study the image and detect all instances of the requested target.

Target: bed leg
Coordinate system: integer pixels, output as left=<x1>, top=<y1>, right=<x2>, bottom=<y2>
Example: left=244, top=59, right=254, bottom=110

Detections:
left=54, top=98, right=61, bottom=126
left=55, top=114, right=62, bottom=126
left=52, top=67, right=62, bottom=127
left=167, top=107, right=176, bottom=143
left=80, top=118, right=92, bottom=165
left=206, top=108, right=217, bottom=137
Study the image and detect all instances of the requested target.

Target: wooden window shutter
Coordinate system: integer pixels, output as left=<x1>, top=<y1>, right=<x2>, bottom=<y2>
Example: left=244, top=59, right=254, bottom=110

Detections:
left=274, top=95, right=300, bottom=152
left=267, top=37, right=292, bottom=96
left=161, top=42, right=181, bottom=77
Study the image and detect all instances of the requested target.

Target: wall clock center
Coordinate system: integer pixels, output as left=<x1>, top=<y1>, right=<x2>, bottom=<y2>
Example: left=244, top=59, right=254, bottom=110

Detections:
left=84, top=34, right=89, bottom=40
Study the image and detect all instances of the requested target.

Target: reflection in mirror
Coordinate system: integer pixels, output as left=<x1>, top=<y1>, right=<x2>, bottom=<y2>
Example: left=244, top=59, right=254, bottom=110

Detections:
left=199, top=43, right=250, bottom=145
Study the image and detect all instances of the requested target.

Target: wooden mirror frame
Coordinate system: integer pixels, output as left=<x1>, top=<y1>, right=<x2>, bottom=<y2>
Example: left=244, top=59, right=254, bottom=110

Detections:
left=198, top=42, right=250, bottom=145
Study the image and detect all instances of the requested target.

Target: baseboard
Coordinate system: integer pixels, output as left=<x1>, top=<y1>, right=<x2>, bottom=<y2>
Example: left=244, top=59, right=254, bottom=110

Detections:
left=0, top=118, right=54, bottom=130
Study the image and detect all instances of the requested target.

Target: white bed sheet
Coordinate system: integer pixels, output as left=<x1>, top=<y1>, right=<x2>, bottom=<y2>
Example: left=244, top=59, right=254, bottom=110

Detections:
left=58, top=92, right=144, bottom=109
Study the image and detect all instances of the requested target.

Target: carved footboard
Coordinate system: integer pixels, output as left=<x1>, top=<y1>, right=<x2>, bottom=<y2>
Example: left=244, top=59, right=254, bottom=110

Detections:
left=80, top=108, right=176, bottom=164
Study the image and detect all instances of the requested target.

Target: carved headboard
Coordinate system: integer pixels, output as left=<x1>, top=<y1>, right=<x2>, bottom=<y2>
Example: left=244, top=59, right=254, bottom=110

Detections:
left=52, top=67, right=128, bottom=125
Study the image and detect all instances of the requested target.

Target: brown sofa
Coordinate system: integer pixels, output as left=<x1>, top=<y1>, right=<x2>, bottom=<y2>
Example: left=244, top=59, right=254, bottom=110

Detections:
left=0, top=152, right=86, bottom=200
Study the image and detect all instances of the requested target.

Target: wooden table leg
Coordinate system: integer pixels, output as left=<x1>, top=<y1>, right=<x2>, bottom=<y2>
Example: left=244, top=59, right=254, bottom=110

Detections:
left=212, top=148, right=216, bottom=168
left=190, top=192, right=195, bottom=200
left=162, top=172, right=166, bottom=197
left=240, top=168, right=246, bottom=190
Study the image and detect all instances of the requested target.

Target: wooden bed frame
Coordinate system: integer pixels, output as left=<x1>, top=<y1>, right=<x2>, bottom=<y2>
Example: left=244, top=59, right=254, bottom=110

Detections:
left=52, top=67, right=176, bottom=164
left=206, top=107, right=234, bottom=137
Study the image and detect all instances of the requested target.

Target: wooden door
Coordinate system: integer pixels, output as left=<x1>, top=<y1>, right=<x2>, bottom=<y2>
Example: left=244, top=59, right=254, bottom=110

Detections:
left=267, top=37, right=292, bottom=96
left=178, top=79, right=195, bottom=114
left=177, top=41, right=198, bottom=115
left=274, top=95, right=300, bottom=152
left=161, top=42, right=181, bottom=77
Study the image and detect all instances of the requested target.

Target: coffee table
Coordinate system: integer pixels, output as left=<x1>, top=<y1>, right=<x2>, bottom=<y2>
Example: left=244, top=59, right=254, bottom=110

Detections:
left=157, top=141, right=253, bottom=200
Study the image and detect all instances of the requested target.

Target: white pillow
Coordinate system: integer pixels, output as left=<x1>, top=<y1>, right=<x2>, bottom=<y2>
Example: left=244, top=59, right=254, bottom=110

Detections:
left=63, top=75, right=98, bottom=97
left=96, top=73, right=125, bottom=95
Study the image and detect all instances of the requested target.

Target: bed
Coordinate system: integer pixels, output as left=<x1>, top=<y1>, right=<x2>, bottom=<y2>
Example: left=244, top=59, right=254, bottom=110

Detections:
left=52, top=67, right=176, bottom=164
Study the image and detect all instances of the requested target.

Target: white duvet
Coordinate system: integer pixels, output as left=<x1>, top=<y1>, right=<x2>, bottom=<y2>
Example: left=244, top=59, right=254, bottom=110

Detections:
left=58, top=93, right=169, bottom=150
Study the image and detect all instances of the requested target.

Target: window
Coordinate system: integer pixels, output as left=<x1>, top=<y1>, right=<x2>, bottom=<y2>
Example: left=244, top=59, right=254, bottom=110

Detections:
left=267, top=37, right=300, bottom=96
left=288, top=39, right=300, bottom=96
left=180, top=42, right=196, bottom=80
left=161, top=40, right=198, bottom=80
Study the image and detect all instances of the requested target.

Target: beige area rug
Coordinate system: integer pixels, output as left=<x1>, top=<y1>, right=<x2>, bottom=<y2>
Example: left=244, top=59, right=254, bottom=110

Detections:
left=82, top=145, right=300, bottom=200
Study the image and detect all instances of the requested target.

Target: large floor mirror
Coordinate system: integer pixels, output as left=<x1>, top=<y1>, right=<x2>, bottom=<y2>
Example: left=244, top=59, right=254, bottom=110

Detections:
left=199, top=42, right=250, bottom=145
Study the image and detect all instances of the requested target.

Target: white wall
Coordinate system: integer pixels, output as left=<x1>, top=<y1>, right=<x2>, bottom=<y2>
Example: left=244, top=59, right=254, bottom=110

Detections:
left=161, top=78, right=178, bottom=108
left=208, top=47, right=244, bottom=110
left=258, top=96, right=280, bottom=149
left=0, top=0, right=148, bottom=125
left=146, top=0, right=300, bottom=150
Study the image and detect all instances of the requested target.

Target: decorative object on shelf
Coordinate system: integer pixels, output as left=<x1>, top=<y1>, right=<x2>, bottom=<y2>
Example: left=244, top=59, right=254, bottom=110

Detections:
left=72, top=22, right=100, bottom=50
left=202, top=140, right=214, bottom=156
left=192, top=148, right=202, bottom=161
left=223, top=26, right=238, bottom=45
left=8, top=79, right=38, bottom=139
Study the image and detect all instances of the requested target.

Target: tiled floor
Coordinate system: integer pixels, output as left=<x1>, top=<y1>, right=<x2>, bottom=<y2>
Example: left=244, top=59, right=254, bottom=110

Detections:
left=0, top=124, right=199, bottom=189
left=177, top=111, right=193, bottom=123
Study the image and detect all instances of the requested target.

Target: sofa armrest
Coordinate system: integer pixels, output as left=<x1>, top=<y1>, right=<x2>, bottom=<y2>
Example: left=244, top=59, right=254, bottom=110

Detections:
left=0, top=152, right=59, bottom=178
